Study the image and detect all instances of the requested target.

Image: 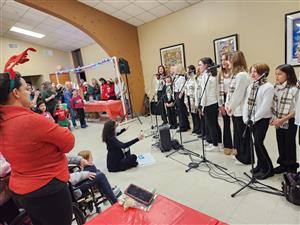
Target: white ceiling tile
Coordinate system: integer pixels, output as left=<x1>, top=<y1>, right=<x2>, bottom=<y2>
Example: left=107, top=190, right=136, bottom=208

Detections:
left=33, top=23, right=57, bottom=33
left=148, top=5, right=172, bottom=17
left=186, top=0, right=202, bottom=4
left=135, top=11, right=156, bottom=22
left=127, top=17, right=143, bottom=26
left=134, top=1, right=161, bottom=10
left=78, top=0, right=101, bottom=7
left=18, top=17, right=41, bottom=28
left=112, top=10, right=132, bottom=20
left=163, top=1, right=189, bottom=11
left=14, top=22, right=35, bottom=30
left=4, top=0, right=29, bottom=11
left=42, top=17, right=64, bottom=28
left=93, top=2, right=118, bottom=14
left=121, top=3, right=144, bottom=17
left=103, top=0, right=130, bottom=10
left=23, top=10, right=48, bottom=21
left=2, top=3, right=28, bottom=16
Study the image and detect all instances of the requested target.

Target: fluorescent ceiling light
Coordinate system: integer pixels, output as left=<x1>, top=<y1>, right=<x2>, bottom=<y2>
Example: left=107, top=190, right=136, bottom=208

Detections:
left=10, top=26, right=45, bottom=38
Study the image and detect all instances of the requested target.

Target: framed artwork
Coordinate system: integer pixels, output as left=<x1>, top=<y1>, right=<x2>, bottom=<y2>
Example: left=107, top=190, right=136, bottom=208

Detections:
left=213, top=34, right=238, bottom=65
left=160, top=43, right=186, bottom=69
left=285, top=10, right=300, bottom=67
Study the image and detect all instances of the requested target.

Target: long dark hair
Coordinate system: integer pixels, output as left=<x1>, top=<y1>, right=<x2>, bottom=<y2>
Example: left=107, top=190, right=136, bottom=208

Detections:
left=199, top=57, right=217, bottom=77
left=0, top=72, right=22, bottom=123
left=276, top=64, right=297, bottom=86
left=102, top=120, right=116, bottom=143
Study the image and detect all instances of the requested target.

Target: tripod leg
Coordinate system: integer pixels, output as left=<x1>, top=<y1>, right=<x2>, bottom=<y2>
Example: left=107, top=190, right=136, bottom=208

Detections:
left=231, top=180, right=253, bottom=197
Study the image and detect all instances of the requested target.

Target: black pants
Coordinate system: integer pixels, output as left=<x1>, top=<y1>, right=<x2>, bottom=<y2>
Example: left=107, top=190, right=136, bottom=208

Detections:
left=109, top=150, right=138, bottom=172
left=76, top=108, right=86, bottom=126
left=78, top=170, right=117, bottom=204
left=12, top=179, right=72, bottom=225
left=203, top=103, right=221, bottom=146
left=276, top=118, right=299, bottom=170
left=252, top=118, right=273, bottom=172
left=166, top=105, right=177, bottom=126
left=232, top=116, right=251, bottom=164
left=175, top=92, right=190, bottom=130
left=222, top=113, right=233, bottom=149
left=157, top=91, right=168, bottom=124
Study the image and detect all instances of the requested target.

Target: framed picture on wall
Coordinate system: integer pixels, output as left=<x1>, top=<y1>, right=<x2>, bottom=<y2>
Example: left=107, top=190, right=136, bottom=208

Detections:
left=160, top=43, right=186, bottom=70
left=285, top=10, right=300, bottom=67
left=213, top=34, right=238, bottom=65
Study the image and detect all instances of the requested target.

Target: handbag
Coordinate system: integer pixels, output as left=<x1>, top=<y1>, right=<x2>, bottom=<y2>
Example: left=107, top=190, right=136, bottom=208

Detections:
left=282, top=172, right=300, bottom=206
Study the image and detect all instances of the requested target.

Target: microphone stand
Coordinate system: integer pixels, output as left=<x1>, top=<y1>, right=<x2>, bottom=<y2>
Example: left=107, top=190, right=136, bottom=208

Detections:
left=231, top=74, right=282, bottom=197
left=186, top=70, right=227, bottom=172
left=166, top=73, right=200, bottom=158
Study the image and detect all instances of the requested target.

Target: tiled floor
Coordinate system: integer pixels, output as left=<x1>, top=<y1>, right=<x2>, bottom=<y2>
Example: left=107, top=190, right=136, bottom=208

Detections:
left=71, top=116, right=300, bottom=225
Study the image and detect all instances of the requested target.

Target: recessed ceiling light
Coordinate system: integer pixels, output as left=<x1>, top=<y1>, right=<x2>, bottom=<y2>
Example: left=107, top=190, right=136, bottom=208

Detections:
left=10, top=26, right=45, bottom=38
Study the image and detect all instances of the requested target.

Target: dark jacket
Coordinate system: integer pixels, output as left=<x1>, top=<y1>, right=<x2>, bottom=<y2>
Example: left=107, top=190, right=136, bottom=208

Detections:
left=106, top=129, right=139, bottom=172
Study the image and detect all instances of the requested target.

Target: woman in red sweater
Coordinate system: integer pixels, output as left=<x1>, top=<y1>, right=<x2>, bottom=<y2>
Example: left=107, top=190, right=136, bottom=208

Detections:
left=0, top=72, right=75, bottom=225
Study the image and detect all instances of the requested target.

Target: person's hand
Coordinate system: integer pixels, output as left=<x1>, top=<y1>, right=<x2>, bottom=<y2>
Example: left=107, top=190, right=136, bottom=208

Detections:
left=225, top=107, right=232, bottom=116
left=219, top=106, right=226, bottom=116
left=80, top=158, right=91, bottom=167
left=51, top=94, right=56, bottom=99
left=88, top=172, right=96, bottom=180
left=34, top=90, right=40, bottom=97
left=138, top=132, right=144, bottom=140
left=271, top=118, right=284, bottom=127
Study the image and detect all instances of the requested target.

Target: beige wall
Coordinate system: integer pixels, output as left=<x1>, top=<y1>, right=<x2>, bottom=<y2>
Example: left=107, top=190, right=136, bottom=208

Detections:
left=138, top=1, right=300, bottom=96
left=0, top=36, right=74, bottom=82
left=80, top=43, right=116, bottom=83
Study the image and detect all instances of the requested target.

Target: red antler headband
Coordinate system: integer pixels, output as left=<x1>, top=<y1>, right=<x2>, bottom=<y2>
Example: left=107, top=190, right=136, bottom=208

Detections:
left=3, top=48, right=37, bottom=91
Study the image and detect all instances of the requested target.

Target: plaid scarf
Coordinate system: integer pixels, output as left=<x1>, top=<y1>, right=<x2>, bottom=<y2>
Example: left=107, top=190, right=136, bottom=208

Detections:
left=226, top=75, right=237, bottom=106
left=247, top=77, right=268, bottom=117
left=219, top=78, right=225, bottom=106
left=271, top=82, right=294, bottom=128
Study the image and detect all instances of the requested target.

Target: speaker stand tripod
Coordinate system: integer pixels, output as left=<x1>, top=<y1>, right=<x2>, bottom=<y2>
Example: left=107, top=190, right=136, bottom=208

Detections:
left=124, top=73, right=142, bottom=125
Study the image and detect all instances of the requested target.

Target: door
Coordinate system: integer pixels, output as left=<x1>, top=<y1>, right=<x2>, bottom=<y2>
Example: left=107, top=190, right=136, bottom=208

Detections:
left=49, top=73, right=70, bottom=85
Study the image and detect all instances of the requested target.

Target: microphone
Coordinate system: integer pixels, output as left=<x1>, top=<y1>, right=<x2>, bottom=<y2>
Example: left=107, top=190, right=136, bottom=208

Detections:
left=254, top=71, right=269, bottom=83
left=207, top=64, right=221, bottom=70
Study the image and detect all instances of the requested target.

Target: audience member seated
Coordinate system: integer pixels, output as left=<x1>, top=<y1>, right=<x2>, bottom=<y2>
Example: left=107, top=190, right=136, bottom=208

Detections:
left=68, top=155, right=118, bottom=204
left=102, top=120, right=144, bottom=172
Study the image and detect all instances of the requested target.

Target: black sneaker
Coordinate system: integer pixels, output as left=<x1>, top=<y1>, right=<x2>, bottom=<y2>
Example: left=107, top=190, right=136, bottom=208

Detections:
left=250, top=166, right=260, bottom=174
left=254, top=171, right=274, bottom=180
left=273, top=165, right=287, bottom=174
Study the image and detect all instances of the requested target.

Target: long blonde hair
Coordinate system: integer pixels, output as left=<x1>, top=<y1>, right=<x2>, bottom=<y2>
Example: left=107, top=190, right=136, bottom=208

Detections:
left=229, top=51, right=247, bottom=75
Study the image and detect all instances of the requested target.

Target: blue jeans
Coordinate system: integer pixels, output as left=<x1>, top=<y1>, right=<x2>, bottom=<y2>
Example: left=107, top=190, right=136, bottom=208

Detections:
left=69, top=108, right=77, bottom=127
left=78, top=171, right=117, bottom=204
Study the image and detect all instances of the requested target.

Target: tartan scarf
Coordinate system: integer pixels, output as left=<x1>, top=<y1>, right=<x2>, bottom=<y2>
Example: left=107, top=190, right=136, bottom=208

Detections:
left=247, top=77, right=268, bottom=116
left=271, top=82, right=294, bottom=127
left=226, top=74, right=237, bottom=106
left=219, top=77, right=225, bottom=106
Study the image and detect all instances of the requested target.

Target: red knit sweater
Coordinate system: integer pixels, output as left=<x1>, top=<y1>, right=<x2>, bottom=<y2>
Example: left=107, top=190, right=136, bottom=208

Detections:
left=0, top=105, right=75, bottom=194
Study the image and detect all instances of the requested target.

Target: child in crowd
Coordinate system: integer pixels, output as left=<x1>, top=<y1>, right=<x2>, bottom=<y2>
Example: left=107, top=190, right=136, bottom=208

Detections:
left=70, top=89, right=87, bottom=128
left=37, top=100, right=55, bottom=122
left=164, top=76, right=177, bottom=129
left=54, top=103, right=71, bottom=129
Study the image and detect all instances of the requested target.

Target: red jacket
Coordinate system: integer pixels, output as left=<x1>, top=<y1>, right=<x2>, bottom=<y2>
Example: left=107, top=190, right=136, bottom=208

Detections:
left=70, top=95, right=84, bottom=109
left=101, top=83, right=109, bottom=100
left=54, top=109, right=68, bottom=121
left=0, top=105, right=75, bottom=194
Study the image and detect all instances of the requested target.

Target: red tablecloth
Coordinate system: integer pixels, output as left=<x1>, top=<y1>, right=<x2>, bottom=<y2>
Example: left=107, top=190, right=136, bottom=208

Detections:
left=84, top=100, right=124, bottom=119
left=85, top=195, right=228, bottom=225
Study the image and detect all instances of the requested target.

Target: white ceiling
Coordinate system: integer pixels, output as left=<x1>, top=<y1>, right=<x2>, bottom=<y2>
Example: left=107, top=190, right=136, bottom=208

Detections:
left=0, top=0, right=95, bottom=52
left=0, top=0, right=202, bottom=52
left=79, top=0, right=202, bottom=26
